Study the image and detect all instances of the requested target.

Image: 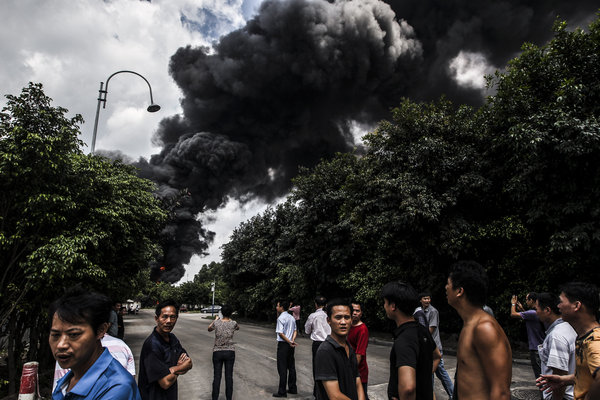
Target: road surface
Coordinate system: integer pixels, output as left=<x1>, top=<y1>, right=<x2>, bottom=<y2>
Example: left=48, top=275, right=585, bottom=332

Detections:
left=123, top=310, right=540, bottom=400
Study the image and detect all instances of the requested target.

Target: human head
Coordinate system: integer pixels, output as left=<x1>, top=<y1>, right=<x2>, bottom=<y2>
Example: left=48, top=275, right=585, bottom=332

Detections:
left=276, top=299, right=289, bottom=313
left=525, top=292, right=538, bottom=309
left=49, top=289, right=112, bottom=335
left=419, top=291, right=432, bottom=309
left=315, top=295, right=327, bottom=308
left=326, top=298, right=352, bottom=338
left=350, top=299, right=363, bottom=324
left=113, top=301, right=121, bottom=311
left=558, top=282, right=599, bottom=321
left=447, top=260, right=488, bottom=307
left=155, top=299, right=180, bottom=317
left=381, top=281, right=419, bottom=317
left=221, top=304, right=233, bottom=318
left=154, top=299, right=179, bottom=336
left=48, top=289, right=111, bottom=373
left=535, top=292, right=560, bottom=324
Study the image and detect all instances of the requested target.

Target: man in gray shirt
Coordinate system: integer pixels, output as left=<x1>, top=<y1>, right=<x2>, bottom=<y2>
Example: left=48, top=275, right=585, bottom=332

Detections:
left=415, top=291, right=454, bottom=398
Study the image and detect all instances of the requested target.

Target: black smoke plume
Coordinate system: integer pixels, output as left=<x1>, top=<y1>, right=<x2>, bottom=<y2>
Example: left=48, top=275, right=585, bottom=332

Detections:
left=139, top=0, right=598, bottom=282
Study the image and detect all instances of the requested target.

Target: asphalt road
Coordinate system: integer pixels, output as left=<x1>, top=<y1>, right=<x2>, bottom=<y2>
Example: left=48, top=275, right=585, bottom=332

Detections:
left=123, top=310, right=540, bottom=400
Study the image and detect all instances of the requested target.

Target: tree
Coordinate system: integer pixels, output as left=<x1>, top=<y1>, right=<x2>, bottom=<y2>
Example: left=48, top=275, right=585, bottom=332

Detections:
left=0, top=83, right=167, bottom=395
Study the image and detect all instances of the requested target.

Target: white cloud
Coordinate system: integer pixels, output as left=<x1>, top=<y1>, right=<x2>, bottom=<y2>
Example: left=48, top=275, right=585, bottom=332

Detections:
left=1, top=0, right=262, bottom=159
left=183, top=195, right=286, bottom=281
left=448, top=50, right=496, bottom=90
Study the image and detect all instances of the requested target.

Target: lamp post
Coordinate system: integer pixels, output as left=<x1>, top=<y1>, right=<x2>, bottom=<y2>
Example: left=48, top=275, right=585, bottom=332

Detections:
left=91, top=70, right=160, bottom=153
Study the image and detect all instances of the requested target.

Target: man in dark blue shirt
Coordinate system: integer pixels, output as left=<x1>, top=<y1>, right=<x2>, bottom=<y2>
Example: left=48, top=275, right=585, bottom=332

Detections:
left=138, top=300, right=192, bottom=400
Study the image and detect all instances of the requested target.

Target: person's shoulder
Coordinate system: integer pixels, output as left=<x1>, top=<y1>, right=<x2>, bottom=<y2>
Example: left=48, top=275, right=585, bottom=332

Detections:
left=520, top=309, right=538, bottom=319
left=429, top=305, right=439, bottom=313
left=472, top=316, right=507, bottom=345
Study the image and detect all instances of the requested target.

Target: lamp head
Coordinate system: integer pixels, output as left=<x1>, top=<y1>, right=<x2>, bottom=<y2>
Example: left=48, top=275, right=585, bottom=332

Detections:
left=147, top=104, right=161, bottom=113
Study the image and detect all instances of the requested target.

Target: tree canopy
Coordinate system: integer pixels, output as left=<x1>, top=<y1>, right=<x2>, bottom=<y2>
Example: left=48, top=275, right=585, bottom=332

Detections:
left=0, top=83, right=167, bottom=395
left=219, top=17, right=600, bottom=333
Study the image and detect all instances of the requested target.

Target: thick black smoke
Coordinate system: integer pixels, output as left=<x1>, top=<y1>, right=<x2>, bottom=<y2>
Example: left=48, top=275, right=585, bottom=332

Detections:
left=140, top=0, right=598, bottom=282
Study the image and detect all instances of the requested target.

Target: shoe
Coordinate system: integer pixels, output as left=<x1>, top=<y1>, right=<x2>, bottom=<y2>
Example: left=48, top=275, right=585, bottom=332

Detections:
left=288, top=390, right=297, bottom=394
left=273, top=394, right=287, bottom=398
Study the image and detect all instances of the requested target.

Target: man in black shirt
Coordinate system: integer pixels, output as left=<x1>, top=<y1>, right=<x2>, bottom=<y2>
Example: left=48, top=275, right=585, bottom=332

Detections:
left=314, top=298, right=365, bottom=400
left=382, top=281, right=440, bottom=400
left=138, top=300, right=192, bottom=400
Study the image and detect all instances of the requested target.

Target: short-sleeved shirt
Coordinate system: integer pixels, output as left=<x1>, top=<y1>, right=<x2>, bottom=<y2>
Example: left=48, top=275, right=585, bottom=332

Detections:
left=53, top=334, right=136, bottom=390
left=305, top=308, right=331, bottom=341
left=315, top=336, right=360, bottom=400
left=289, top=305, right=301, bottom=321
left=212, top=319, right=238, bottom=352
left=413, top=310, right=429, bottom=329
left=138, top=328, right=188, bottom=400
left=276, top=311, right=296, bottom=342
left=519, top=309, right=545, bottom=350
left=574, top=327, right=600, bottom=400
left=416, top=305, right=442, bottom=351
left=388, top=321, right=436, bottom=400
left=347, top=323, right=369, bottom=383
left=52, top=348, right=141, bottom=400
left=538, top=318, right=576, bottom=400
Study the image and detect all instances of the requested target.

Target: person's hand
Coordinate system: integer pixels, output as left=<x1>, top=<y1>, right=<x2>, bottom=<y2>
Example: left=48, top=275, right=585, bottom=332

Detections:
left=536, top=374, right=567, bottom=393
left=511, top=295, right=518, bottom=304
left=290, top=341, right=298, bottom=348
left=177, top=353, right=192, bottom=373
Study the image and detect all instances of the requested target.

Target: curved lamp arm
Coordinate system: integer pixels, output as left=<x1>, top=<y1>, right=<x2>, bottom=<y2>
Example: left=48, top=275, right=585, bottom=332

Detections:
left=91, top=70, right=160, bottom=153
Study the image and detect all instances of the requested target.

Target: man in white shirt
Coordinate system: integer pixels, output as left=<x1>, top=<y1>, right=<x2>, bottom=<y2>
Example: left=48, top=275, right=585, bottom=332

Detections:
left=274, top=299, right=298, bottom=397
left=305, top=295, right=331, bottom=398
left=535, top=292, right=577, bottom=400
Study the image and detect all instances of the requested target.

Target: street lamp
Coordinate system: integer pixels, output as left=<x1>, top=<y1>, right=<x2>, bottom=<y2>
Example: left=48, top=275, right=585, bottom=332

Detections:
left=91, top=70, right=161, bottom=153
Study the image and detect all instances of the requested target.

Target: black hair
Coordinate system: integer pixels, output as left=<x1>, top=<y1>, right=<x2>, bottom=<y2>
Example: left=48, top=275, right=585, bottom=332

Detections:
left=381, top=281, right=419, bottom=316
left=448, top=260, right=488, bottom=307
left=350, top=299, right=362, bottom=310
left=155, top=299, right=180, bottom=316
left=536, top=292, right=560, bottom=315
left=560, top=282, right=600, bottom=316
left=221, top=304, right=233, bottom=317
left=418, top=291, right=431, bottom=299
left=527, top=292, right=538, bottom=302
left=49, top=288, right=112, bottom=334
left=276, top=299, right=289, bottom=311
left=326, top=298, right=352, bottom=318
left=315, top=295, right=327, bottom=307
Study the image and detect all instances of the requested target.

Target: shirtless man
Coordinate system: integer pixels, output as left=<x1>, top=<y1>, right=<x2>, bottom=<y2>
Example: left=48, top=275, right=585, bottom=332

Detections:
left=446, top=261, right=512, bottom=400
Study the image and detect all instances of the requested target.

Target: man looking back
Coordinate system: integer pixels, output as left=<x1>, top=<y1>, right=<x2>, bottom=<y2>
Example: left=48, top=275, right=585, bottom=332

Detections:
left=446, top=261, right=512, bottom=400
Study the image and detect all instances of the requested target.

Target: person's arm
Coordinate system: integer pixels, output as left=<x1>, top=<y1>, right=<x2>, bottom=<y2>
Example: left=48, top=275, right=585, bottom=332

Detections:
left=397, top=366, right=417, bottom=400
left=278, top=332, right=297, bottom=347
left=322, top=380, right=353, bottom=400
left=305, top=314, right=313, bottom=335
left=473, top=321, right=512, bottom=399
left=432, top=346, right=441, bottom=373
left=548, top=367, right=569, bottom=400
left=536, top=374, right=575, bottom=395
left=510, top=296, right=523, bottom=318
left=208, top=316, right=219, bottom=331
left=356, top=377, right=365, bottom=400
left=157, top=353, right=192, bottom=389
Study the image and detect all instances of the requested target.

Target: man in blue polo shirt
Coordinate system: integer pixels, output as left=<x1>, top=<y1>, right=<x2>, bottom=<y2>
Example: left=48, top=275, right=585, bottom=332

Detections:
left=138, top=299, right=192, bottom=400
left=49, top=289, right=141, bottom=400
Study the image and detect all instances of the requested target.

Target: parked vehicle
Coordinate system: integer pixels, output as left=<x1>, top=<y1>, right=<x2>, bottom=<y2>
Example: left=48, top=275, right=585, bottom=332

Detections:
left=180, top=305, right=188, bottom=312
left=200, top=305, right=222, bottom=313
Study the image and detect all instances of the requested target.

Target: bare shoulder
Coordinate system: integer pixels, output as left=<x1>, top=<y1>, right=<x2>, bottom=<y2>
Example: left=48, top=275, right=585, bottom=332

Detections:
left=472, top=315, right=509, bottom=348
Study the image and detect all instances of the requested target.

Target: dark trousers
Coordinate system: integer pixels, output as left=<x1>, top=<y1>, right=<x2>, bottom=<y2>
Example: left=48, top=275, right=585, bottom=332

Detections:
left=212, top=350, right=235, bottom=400
left=312, top=341, right=323, bottom=397
left=277, top=341, right=297, bottom=395
left=530, top=349, right=541, bottom=379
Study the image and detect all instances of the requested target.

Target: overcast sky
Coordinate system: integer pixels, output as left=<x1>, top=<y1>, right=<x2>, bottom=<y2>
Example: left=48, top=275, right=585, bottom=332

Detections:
left=6, top=0, right=579, bottom=283
left=1, top=0, right=269, bottom=279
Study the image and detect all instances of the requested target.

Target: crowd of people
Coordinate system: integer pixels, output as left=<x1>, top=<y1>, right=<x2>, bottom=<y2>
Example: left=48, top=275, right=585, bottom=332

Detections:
left=47, top=260, right=600, bottom=400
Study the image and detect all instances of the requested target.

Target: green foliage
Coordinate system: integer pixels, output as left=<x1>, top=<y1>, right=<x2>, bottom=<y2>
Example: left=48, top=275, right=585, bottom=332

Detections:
left=218, top=16, right=600, bottom=334
left=0, top=83, right=167, bottom=394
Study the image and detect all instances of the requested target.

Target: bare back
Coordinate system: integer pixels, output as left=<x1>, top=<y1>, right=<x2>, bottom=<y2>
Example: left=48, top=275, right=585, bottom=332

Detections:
left=456, top=309, right=512, bottom=400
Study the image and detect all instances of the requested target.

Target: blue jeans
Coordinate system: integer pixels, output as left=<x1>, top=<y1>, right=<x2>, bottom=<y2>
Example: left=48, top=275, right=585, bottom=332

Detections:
left=212, top=350, right=235, bottom=400
left=434, top=354, right=454, bottom=398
